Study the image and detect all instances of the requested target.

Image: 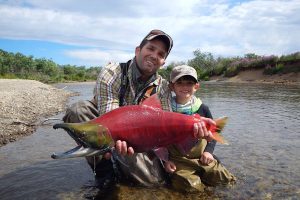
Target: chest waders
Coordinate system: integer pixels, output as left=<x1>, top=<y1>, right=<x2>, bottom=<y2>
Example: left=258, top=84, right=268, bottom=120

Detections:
left=107, top=61, right=157, bottom=181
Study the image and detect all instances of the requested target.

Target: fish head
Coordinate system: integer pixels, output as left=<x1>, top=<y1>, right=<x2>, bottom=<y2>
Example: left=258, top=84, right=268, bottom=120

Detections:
left=53, top=122, right=114, bottom=149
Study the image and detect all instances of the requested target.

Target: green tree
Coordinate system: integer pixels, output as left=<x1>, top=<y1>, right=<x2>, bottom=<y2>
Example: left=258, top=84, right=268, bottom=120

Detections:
left=188, top=50, right=215, bottom=71
left=187, top=50, right=217, bottom=79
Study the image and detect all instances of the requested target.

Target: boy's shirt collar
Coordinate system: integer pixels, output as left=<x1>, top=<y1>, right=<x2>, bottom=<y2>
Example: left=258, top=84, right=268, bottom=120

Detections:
left=171, top=95, right=202, bottom=115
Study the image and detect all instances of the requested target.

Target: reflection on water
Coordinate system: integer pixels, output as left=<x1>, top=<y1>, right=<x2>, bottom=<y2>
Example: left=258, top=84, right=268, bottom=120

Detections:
left=0, top=82, right=299, bottom=200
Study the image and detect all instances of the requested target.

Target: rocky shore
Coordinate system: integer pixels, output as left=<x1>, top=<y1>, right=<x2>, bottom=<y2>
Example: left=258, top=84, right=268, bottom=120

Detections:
left=0, top=79, right=73, bottom=146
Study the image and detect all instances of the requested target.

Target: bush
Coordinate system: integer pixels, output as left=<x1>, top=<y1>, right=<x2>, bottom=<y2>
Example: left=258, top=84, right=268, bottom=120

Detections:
left=213, top=63, right=226, bottom=76
left=202, top=76, right=210, bottom=81
left=224, top=65, right=239, bottom=77
left=0, top=73, right=17, bottom=79
left=263, top=63, right=284, bottom=75
left=279, top=52, right=300, bottom=63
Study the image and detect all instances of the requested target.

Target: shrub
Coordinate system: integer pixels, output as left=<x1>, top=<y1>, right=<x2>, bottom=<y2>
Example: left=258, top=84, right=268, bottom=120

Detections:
left=224, top=65, right=239, bottom=77
left=213, top=63, right=226, bottom=76
left=263, top=63, right=284, bottom=75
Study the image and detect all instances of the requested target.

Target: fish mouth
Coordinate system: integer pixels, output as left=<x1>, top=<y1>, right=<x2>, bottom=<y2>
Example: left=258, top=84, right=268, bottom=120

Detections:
left=52, top=123, right=111, bottom=159
left=51, top=145, right=110, bottom=159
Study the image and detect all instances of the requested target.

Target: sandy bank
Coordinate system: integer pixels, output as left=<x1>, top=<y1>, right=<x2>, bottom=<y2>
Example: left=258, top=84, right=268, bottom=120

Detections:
left=0, top=79, right=73, bottom=146
left=209, top=69, right=300, bottom=85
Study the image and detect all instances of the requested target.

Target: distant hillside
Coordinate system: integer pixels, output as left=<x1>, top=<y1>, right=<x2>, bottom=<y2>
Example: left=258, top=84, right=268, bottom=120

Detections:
left=209, top=68, right=300, bottom=85
left=161, top=51, right=300, bottom=83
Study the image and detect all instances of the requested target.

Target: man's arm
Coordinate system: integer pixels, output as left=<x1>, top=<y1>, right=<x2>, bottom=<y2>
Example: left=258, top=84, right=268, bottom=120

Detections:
left=94, top=63, right=122, bottom=115
left=94, top=63, right=136, bottom=156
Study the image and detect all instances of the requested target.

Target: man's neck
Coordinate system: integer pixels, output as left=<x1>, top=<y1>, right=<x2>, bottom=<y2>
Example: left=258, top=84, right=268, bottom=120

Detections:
left=139, top=74, right=151, bottom=82
left=133, top=60, right=154, bottom=82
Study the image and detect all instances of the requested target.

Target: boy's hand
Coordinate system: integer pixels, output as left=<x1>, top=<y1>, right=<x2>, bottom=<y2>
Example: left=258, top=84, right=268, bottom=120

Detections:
left=164, top=160, right=176, bottom=173
left=199, top=152, right=214, bottom=165
left=193, top=117, right=216, bottom=141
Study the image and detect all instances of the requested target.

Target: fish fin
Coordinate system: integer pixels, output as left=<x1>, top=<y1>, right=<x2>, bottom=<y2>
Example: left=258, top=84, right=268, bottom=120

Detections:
left=215, top=116, right=228, bottom=132
left=192, top=113, right=201, bottom=120
left=140, top=94, right=162, bottom=109
left=214, top=116, right=229, bottom=145
left=211, top=132, right=229, bottom=145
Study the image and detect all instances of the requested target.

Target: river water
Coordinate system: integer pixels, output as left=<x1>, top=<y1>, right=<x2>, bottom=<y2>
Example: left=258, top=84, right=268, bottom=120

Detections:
left=0, top=82, right=299, bottom=200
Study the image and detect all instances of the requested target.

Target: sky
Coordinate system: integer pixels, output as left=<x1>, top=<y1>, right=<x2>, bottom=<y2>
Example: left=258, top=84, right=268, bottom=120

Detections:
left=0, top=0, right=299, bottom=67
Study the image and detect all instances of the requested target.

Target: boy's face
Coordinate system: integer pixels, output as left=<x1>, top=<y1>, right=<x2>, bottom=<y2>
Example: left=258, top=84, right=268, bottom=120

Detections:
left=170, top=76, right=199, bottom=102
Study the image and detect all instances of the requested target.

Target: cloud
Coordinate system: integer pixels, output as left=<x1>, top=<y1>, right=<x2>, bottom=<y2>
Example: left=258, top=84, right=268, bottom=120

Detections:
left=1, top=0, right=205, bottom=17
left=64, top=48, right=134, bottom=66
left=171, top=0, right=300, bottom=59
left=0, top=0, right=299, bottom=66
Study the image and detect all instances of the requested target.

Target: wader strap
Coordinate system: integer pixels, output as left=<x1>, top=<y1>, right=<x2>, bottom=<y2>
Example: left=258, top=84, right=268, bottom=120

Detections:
left=139, top=85, right=156, bottom=103
left=119, top=60, right=131, bottom=106
left=139, top=76, right=161, bottom=103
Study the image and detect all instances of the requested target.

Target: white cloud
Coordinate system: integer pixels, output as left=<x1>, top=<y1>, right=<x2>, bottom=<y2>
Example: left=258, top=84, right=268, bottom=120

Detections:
left=64, top=48, right=134, bottom=66
left=0, top=0, right=299, bottom=65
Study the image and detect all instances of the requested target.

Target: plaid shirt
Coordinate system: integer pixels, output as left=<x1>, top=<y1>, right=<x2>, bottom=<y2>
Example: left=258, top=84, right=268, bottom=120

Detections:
left=94, top=59, right=172, bottom=116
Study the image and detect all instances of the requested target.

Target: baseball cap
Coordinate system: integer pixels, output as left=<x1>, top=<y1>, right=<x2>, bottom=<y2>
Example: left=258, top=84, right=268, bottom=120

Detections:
left=141, top=29, right=173, bottom=58
left=170, top=65, right=198, bottom=83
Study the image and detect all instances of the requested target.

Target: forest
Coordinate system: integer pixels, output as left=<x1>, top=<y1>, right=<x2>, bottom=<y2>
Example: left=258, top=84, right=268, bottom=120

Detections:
left=0, top=49, right=299, bottom=83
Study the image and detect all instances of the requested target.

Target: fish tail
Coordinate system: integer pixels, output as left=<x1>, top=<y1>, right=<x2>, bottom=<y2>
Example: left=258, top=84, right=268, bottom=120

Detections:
left=213, top=116, right=229, bottom=145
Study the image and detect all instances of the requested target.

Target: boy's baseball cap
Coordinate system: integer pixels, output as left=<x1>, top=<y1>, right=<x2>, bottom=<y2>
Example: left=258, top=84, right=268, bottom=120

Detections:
left=141, top=29, right=173, bottom=57
left=170, top=65, right=198, bottom=83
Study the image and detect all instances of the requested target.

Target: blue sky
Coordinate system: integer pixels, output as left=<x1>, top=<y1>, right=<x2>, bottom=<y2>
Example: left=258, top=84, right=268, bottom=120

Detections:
left=0, top=0, right=299, bottom=67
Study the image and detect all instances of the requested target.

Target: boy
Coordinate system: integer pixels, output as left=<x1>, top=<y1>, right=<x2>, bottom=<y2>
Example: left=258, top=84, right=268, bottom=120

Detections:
left=163, top=65, right=236, bottom=192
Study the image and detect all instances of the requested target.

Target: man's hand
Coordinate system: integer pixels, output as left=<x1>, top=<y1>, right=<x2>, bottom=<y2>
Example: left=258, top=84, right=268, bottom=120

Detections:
left=115, top=140, right=135, bottom=156
left=104, top=140, right=134, bottom=159
left=164, top=160, right=176, bottom=173
left=199, top=152, right=214, bottom=165
left=193, top=117, right=216, bottom=141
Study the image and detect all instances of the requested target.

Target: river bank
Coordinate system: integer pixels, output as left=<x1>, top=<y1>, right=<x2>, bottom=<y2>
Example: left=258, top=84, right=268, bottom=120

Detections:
left=0, top=79, right=73, bottom=146
left=209, top=69, right=300, bottom=85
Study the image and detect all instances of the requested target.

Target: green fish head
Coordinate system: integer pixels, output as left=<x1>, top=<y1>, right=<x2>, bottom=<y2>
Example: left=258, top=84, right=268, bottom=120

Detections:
left=53, top=122, right=114, bottom=149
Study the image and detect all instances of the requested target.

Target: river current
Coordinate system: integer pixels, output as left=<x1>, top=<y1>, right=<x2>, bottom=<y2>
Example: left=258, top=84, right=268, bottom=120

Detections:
left=0, top=82, right=299, bottom=200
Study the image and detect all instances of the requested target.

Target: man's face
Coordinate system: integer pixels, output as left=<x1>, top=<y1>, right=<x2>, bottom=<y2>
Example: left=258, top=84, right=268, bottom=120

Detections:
left=135, top=39, right=167, bottom=77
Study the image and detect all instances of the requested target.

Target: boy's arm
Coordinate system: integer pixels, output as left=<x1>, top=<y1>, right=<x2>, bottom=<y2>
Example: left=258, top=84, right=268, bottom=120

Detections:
left=204, top=140, right=216, bottom=154
left=199, top=104, right=217, bottom=154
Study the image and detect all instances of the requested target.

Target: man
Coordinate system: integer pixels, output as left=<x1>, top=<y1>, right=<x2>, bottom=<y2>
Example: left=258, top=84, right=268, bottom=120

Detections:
left=63, top=29, right=215, bottom=187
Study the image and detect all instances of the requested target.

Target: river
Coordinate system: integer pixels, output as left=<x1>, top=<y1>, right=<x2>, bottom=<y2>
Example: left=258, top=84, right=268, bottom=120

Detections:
left=0, top=82, right=299, bottom=200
